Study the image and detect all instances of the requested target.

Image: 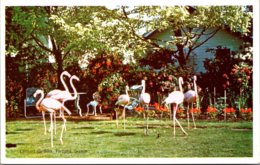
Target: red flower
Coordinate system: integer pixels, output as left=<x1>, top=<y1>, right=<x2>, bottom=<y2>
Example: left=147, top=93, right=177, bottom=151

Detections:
left=223, top=107, right=236, bottom=113
left=207, top=106, right=217, bottom=113
left=177, top=108, right=184, bottom=114
left=135, top=106, right=144, bottom=112
left=240, top=108, right=252, bottom=113
left=160, top=106, right=168, bottom=112
left=190, top=108, right=201, bottom=113
left=248, top=108, right=252, bottom=113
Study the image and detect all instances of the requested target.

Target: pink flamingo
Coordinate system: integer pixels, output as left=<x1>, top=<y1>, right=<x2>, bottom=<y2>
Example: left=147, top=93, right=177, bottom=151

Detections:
left=184, top=75, right=198, bottom=129
left=139, top=80, right=151, bottom=135
left=46, top=71, right=73, bottom=117
left=58, top=75, right=79, bottom=134
left=47, top=73, right=80, bottom=116
left=34, top=89, right=71, bottom=147
left=46, top=71, right=71, bottom=99
left=163, top=77, right=188, bottom=136
left=115, top=85, right=130, bottom=129
left=47, top=75, right=79, bottom=134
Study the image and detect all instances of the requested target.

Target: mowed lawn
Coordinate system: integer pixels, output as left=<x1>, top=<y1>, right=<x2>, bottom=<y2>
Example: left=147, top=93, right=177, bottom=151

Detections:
left=5, top=117, right=253, bottom=158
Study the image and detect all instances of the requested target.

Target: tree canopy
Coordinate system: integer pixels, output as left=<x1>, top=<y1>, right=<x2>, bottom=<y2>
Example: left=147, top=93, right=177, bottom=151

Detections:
left=6, top=6, right=252, bottom=87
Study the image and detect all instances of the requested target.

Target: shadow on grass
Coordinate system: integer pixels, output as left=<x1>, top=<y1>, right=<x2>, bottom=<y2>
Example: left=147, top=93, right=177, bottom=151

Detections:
left=231, top=128, right=252, bottom=131
left=15, top=128, right=34, bottom=131
left=71, top=132, right=90, bottom=135
left=75, top=126, right=95, bottom=130
left=6, top=143, right=17, bottom=148
left=114, top=132, right=136, bottom=136
left=6, top=131, right=19, bottom=135
left=91, top=131, right=112, bottom=135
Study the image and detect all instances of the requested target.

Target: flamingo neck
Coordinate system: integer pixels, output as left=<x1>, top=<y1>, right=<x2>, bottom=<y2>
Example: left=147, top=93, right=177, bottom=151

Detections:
left=70, top=77, right=78, bottom=99
left=179, top=78, right=183, bottom=92
left=35, top=90, right=44, bottom=111
left=142, top=82, right=145, bottom=94
left=125, top=87, right=129, bottom=96
left=194, top=78, right=198, bottom=97
left=61, top=72, right=69, bottom=92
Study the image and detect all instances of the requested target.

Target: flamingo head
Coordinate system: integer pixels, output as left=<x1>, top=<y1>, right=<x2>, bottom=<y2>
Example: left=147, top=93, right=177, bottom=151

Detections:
left=193, top=75, right=197, bottom=81
left=33, top=89, right=42, bottom=98
left=71, top=75, right=80, bottom=82
left=179, top=77, right=184, bottom=84
left=62, top=71, right=71, bottom=78
left=141, top=80, right=145, bottom=85
left=126, top=85, right=129, bottom=91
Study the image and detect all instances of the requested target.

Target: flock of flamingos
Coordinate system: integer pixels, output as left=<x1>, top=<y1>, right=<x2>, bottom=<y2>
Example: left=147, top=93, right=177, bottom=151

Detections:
left=33, top=71, right=198, bottom=147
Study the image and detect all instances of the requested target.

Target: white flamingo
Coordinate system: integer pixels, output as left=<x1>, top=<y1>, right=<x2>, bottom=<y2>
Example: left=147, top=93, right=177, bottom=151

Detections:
left=139, top=80, right=151, bottom=135
left=33, top=89, right=71, bottom=147
left=86, top=92, right=102, bottom=116
left=115, top=85, right=130, bottom=129
left=163, top=77, right=188, bottom=136
left=184, top=75, right=198, bottom=129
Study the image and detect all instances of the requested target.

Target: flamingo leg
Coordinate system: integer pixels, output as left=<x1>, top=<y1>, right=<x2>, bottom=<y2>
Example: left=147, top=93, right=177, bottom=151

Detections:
left=145, top=114, right=149, bottom=135
left=50, top=112, right=54, bottom=148
left=115, top=110, right=118, bottom=128
left=143, top=111, right=146, bottom=135
left=62, top=110, right=67, bottom=132
left=191, top=103, right=197, bottom=129
left=123, top=106, right=126, bottom=130
left=169, top=104, right=172, bottom=120
left=173, top=104, right=176, bottom=137
left=174, top=104, right=188, bottom=136
left=59, top=109, right=62, bottom=117
left=60, top=112, right=67, bottom=145
left=187, top=104, right=190, bottom=129
left=54, top=111, right=56, bottom=135
left=145, top=104, right=149, bottom=135
left=42, top=111, right=47, bottom=135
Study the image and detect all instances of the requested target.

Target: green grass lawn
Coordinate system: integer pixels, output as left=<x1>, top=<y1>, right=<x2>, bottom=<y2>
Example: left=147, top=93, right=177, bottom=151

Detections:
left=5, top=117, right=253, bottom=158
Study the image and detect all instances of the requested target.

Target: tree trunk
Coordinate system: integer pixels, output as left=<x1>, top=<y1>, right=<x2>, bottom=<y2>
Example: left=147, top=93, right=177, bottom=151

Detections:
left=174, top=29, right=187, bottom=67
left=54, top=50, right=63, bottom=89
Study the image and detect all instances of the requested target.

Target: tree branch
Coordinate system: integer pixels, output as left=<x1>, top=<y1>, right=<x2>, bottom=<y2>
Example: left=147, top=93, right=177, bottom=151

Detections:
left=120, top=6, right=163, bottom=50
left=31, top=34, right=53, bottom=53
left=62, top=49, right=71, bottom=60
left=190, top=28, right=220, bottom=52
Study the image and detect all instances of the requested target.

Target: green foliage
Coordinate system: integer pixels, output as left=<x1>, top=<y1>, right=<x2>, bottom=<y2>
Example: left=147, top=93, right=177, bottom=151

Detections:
left=200, top=44, right=252, bottom=117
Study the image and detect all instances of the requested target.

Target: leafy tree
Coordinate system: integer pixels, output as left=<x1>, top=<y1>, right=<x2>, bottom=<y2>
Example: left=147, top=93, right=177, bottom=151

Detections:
left=115, top=6, right=252, bottom=67
left=6, top=6, right=252, bottom=87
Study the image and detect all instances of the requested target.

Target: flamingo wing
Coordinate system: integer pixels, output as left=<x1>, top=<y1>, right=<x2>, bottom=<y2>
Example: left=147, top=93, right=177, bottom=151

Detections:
left=140, top=93, right=151, bottom=104
left=48, top=91, right=72, bottom=101
left=116, top=94, right=130, bottom=106
left=41, top=98, right=72, bottom=115
left=46, top=89, right=62, bottom=97
left=166, top=91, right=184, bottom=104
left=184, top=90, right=196, bottom=103
left=41, top=98, right=63, bottom=111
